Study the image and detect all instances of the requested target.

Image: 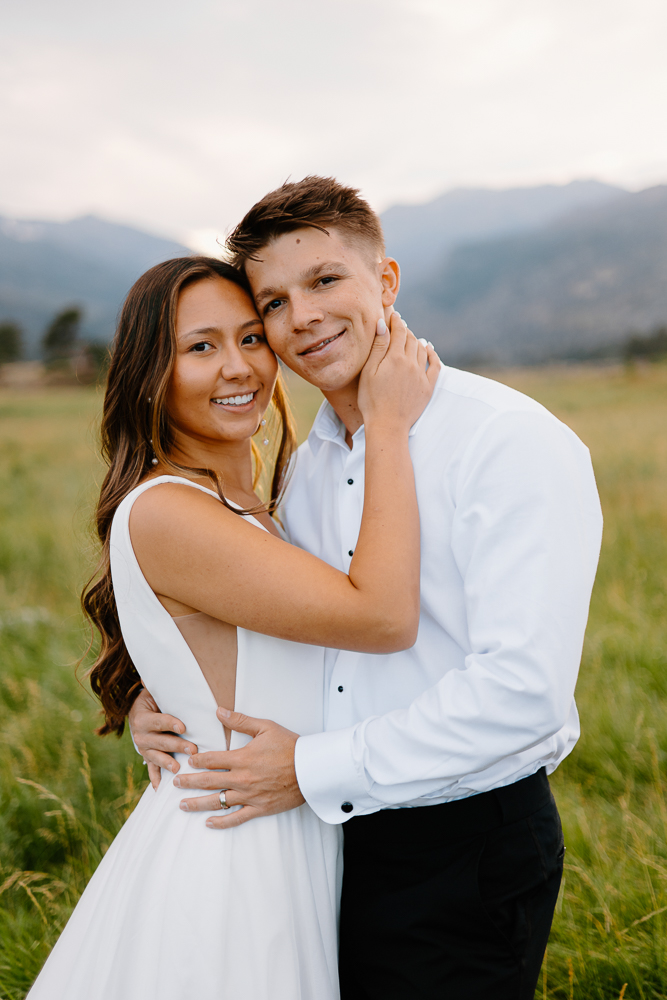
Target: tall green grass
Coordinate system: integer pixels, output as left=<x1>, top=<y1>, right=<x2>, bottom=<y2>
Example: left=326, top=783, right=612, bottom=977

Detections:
left=0, top=365, right=666, bottom=998
left=496, top=364, right=667, bottom=999
left=0, top=390, right=147, bottom=997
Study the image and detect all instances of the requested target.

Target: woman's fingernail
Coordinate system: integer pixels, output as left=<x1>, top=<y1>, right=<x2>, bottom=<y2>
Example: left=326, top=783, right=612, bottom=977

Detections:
left=206, top=820, right=215, bottom=828
left=418, top=337, right=428, bottom=347
left=173, top=777, right=181, bottom=787
left=218, top=707, right=231, bottom=719
left=377, top=318, right=388, bottom=336
left=394, top=311, right=402, bottom=320
left=428, top=341, right=434, bottom=349
left=179, top=801, right=189, bottom=811
left=183, top=747, right=191, bottom=755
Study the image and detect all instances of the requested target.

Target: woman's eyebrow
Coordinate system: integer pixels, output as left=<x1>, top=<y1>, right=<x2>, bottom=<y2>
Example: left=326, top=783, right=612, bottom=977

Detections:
left=179, top=318, right=262, bottom=340
left=179, top=325, right=218, bottom=339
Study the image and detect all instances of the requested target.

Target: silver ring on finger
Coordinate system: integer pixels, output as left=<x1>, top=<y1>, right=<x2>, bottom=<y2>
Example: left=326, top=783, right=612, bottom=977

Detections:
left=219, top=790, right=230, bottom=810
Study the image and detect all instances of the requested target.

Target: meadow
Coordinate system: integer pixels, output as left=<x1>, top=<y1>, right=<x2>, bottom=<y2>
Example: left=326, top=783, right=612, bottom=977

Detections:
left=0, top=362, right=666, bottom=998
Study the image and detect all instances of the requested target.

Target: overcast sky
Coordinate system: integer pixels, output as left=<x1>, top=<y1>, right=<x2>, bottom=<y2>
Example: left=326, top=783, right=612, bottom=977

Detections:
left=2, top=0, right=667, bottom=251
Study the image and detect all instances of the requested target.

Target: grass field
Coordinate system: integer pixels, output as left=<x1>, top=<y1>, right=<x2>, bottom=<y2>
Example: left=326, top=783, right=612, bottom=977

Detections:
left=0, top=362, right=666, bottom=999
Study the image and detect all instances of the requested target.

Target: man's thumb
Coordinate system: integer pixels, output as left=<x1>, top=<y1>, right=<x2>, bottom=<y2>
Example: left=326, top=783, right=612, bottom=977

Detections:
left=217, top=707, right=263, bottom=736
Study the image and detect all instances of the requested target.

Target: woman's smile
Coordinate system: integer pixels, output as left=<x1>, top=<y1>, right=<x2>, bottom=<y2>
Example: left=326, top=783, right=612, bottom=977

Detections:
left=211, top=390, right=258, bottom=412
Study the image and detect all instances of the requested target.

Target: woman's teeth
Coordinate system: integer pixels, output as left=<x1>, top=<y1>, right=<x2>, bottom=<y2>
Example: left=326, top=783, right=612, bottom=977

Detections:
left=212, top=392, right=255, bottom=406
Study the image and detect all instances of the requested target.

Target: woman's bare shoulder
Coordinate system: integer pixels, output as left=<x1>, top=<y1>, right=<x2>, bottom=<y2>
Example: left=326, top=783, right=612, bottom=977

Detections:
left=129, top=480, right=236, bottom=539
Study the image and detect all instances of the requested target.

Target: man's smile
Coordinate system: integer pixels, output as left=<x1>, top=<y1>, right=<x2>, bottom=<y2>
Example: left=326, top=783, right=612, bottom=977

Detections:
left=298, top=331, right=345, bottom=357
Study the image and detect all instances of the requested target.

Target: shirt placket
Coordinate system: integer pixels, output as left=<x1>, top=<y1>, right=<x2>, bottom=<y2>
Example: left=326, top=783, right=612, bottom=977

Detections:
left=326, top=440, right=365, bottom=730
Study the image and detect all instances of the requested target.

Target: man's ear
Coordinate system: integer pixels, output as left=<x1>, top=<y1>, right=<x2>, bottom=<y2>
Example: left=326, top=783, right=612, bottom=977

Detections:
left=380, top=258, right=400, bottom=307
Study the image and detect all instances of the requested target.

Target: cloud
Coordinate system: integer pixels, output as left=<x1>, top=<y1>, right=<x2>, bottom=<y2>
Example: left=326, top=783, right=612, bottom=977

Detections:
left=1, top=0, right=666, bottom=242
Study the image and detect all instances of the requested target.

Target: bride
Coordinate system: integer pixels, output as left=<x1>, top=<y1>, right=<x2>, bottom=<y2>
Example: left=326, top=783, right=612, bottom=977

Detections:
left=27, top=255, right=439, bottom=1000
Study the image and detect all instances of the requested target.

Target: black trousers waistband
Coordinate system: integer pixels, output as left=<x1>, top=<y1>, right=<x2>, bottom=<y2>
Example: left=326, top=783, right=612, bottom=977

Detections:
left=343, top=767, right=553, bottom=847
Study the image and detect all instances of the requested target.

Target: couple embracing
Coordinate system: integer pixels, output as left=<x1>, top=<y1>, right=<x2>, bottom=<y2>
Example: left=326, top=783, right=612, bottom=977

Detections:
left=28, top=176, right=602, bottom=1000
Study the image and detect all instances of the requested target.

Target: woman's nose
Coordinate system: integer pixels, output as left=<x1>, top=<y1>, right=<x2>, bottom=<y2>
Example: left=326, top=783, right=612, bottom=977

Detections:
left=219, top=346, right=253, bottom=381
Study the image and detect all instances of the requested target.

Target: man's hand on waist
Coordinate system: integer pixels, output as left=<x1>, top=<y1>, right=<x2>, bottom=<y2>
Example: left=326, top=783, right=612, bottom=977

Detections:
left=175, top=708, right=304, bottom=829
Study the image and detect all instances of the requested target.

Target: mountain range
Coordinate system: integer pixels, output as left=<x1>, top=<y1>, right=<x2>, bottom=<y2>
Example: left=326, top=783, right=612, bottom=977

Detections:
left=394, top=184, right=667, bottom=364
left=381, top=179, right=625, bottom=286
left=0, top=216, right=190, bottom=355
left=1, top=179, right=666, bottom=364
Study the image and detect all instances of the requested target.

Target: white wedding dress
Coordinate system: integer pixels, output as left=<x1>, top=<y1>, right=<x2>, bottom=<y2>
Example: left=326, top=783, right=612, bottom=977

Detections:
left=28, top=477, right=342, bottom=1000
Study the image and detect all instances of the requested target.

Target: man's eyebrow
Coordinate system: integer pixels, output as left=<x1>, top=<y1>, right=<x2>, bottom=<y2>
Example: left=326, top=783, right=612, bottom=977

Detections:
left=255, top=261, right=350, bottom=306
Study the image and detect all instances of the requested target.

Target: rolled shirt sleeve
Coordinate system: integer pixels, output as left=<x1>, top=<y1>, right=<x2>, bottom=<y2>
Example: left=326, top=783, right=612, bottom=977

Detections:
left=295, top=409, right=603, bottom=824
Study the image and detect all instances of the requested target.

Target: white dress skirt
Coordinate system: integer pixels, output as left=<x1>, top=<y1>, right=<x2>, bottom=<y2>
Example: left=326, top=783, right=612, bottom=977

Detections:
left=27, top=477, right=342, bottom=1000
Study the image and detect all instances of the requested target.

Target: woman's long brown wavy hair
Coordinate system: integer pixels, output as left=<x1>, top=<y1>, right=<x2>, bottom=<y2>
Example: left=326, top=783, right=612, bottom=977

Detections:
left=82, top=256, right=296, bottom=737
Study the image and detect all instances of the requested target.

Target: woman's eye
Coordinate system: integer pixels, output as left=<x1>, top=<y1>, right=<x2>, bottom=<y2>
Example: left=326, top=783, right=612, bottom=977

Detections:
left=241, top=333, right=264, bottom=346
left=190, top=341, right=212, bottom=353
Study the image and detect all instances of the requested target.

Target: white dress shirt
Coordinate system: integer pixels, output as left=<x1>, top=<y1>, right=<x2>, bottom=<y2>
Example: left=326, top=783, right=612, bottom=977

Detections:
left=286, top=365, right=603, bottom=826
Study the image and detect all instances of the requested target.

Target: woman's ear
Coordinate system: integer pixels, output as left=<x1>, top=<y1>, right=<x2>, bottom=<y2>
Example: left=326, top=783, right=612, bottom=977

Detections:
left=380, top=258, right=400, bottom=307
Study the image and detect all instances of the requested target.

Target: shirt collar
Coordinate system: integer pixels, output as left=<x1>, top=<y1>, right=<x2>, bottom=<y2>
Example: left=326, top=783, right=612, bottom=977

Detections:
left=306, top=364, right=448, bottom=455
left=308, top=399, right=350, bottom=455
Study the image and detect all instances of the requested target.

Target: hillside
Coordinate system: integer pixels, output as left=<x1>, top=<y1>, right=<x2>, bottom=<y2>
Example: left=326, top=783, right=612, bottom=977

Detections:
left=397, top=185, right=667, bottom=364
left=0, top=216, right=191, bottom=354
left=2, top=181, right=666, bottom=365
left=381, top=179, right=624, bottom=285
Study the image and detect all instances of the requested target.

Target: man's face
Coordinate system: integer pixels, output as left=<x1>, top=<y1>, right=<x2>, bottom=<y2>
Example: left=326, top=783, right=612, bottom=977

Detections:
left=246, top=227, right=396, bottom=393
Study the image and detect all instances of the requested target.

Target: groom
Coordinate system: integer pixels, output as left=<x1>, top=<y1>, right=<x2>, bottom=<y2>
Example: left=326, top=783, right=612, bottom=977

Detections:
left=131, top=176, right=602, bottom=998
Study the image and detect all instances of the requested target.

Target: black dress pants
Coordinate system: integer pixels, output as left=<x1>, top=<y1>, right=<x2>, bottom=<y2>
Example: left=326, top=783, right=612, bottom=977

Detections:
left=338, top=768, right=564, bottom=1000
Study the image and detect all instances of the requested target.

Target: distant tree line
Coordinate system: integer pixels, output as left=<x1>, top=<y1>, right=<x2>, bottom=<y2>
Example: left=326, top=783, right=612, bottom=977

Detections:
left=0, top=306, right=110, bottom=380
left=42, top=306, right=83, bottom=365
left=0, top=321, right=23, bottom=364
left=1, top=311, right=665, bottom=374
left=623, top=325, right=667, bottom=362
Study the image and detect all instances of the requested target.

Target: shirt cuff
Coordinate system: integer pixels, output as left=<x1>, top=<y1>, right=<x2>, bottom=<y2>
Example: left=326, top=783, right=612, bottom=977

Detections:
left=294, top=726, right=381, bottom=824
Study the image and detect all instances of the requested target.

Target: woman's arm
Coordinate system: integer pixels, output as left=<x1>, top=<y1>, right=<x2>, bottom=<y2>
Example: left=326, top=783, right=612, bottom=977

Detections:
left=130, top=317, right=439, bottom=654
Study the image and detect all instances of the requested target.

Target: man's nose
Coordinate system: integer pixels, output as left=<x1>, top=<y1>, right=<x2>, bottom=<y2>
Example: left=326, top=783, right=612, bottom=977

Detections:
left=289, top=291, right=324, bottom=332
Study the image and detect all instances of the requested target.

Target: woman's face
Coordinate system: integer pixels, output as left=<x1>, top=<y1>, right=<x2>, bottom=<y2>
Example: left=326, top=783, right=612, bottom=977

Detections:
left=167, top=276, right=278, bottom=450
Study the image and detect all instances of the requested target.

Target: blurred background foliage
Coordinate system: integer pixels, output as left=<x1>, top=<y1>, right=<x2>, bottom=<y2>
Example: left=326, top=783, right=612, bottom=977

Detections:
left=0, top=363, right=666, bottom=998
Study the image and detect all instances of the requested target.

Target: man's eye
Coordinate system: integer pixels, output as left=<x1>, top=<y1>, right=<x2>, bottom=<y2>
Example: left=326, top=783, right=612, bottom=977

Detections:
left=265, top=299, right=282, bottom=314
left=318, top=276, right=338, bottom=286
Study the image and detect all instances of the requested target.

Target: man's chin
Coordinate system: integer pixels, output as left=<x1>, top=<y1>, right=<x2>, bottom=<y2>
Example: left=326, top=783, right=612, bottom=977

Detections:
left=292, top=358, right=360, bottom=394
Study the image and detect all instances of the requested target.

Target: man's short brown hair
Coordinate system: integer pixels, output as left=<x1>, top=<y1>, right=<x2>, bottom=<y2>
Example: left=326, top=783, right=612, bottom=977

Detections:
left=226, top=175, right=386, bottom=269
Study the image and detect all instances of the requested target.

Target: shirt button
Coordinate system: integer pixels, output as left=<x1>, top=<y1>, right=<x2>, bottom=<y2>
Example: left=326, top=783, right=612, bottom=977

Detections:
left=348, top=550, right=354, bottom=557
left=338, top=685, right=344, bottom=692
left=341, top=802, right=353, bottom=813
left=347, top=478, right=354, bottom=485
